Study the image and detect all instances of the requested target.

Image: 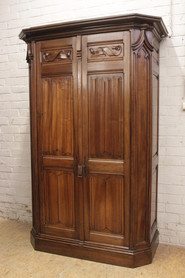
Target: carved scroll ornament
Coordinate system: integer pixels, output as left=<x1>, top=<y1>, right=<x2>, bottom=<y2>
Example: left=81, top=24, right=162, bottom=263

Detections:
left=89, top=45, right=122, bottom=58
left=42, top=49, right=72, bottom=62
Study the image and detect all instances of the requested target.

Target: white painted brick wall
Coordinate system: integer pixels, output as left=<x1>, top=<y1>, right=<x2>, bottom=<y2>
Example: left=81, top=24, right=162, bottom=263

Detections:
left=0, top=0, right=185, bottom=247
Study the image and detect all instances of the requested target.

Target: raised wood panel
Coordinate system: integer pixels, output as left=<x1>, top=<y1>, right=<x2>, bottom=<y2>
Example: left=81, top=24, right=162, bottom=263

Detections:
left=41, top=64, right=72, bottom=76
left=152, top=49, right=159, bottom=66
left=86, top=32, right=126, bottom=43
left=89, top=174, right=124, bottom=235
left=151, top=60, right=159, bottom=242
left=43, top=170, right=75, bottom=230
left=151, top=167, right=158, bottom=228
left=40, top=37, right=73, bottom=49
left=87, top=61, right=124, bottom=73
left=135, top=47, right=149, bottom=244
left=43, top=156, right=74, bottom=169
left=88, top=159, right=124, bottom=175
left=152, top=74, right=159, bottom=157
left=88, top=74, right=124, bottom=159
left=42, top=77, right=74, bottom=156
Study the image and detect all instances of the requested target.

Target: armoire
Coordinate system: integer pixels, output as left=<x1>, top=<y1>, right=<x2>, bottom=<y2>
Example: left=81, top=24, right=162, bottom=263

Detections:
left=19, top=14, right=168, bottom=267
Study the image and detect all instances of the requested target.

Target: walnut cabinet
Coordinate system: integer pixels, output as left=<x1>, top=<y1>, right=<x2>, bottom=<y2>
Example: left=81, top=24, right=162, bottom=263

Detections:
left=19, top=14, right=168, bottom=267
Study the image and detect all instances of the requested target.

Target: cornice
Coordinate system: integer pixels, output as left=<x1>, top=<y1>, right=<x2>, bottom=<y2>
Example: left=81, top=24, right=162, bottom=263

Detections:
left=19, top=13, right=168, bottom=43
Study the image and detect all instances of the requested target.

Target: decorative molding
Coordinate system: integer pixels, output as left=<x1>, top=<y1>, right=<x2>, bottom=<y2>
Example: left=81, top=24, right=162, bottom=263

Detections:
left=89, top=45, right=122, bottom=58
left=137, top=48, right=150, bottom=59
left=132, top=30, right=153, bottom=54
left=26, top=44, right=33, bottom=63
left=42, top=49, right=72, bottom=62
left=76, top=50, right=82, bottom=59
left=19, top=14, right=168, bottom=43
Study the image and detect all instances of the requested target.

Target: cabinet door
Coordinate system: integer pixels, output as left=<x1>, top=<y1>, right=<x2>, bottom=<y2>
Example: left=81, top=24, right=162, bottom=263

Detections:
left=82, top=32, right=130, bottom=246
left=36, top=37, right=81, bottom=239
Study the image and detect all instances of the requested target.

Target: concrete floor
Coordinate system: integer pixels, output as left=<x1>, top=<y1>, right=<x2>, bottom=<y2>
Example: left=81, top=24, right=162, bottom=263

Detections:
left=0, top=217, right=185, bottom=278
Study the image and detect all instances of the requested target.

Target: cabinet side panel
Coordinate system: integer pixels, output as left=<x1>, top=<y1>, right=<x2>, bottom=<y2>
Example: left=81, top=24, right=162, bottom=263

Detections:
left=29, top=41, right=40, bottom=233
left=152, top=74, right=159, bottom=158
left=135, top=48, right=148, bottom=243
left=151, top=166, right=158, bottom=228
left=131, top=30, right=153, bottom=247
left=151, top=46, right=159, bottom=241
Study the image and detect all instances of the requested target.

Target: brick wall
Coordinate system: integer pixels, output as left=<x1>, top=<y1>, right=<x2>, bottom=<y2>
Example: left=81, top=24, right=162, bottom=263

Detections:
left=0, top=0, right=185, bottom=246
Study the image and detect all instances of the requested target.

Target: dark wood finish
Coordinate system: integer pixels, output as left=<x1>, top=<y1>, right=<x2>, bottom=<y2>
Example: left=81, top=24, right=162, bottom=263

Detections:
left=131, top=29, right=153, bottom=249
left=82, top=31, right=130, bottom=247
left=19, top=13, right=168, bottom=42
left=20, top=14, right=168, bottom=268
left=36, top=37, right=80, bottom=240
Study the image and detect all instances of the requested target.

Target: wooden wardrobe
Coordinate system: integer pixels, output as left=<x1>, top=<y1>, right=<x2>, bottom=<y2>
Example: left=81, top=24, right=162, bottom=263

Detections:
left=19, top=14, right=168, bottom=267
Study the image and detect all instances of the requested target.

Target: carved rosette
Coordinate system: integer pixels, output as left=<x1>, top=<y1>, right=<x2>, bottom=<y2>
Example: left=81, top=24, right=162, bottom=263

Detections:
left=42, top=49, right=72, bottom=63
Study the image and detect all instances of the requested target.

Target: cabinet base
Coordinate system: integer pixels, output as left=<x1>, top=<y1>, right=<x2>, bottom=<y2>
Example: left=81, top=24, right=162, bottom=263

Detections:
left=31, top=229, right=159, bottom=268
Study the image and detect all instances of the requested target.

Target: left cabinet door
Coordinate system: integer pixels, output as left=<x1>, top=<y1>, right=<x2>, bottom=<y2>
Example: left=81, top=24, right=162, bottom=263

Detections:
left=36, top=37, right=80, bottom=239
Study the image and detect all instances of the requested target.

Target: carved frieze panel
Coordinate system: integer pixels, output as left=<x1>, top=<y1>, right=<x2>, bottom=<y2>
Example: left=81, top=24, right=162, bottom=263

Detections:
left=88, top=43, right=123, bottom=61
left=41, top=48, right=72, bottom=63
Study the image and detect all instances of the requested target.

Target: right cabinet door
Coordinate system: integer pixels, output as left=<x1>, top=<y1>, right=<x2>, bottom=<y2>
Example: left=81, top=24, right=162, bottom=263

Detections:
left=82, top=32, right=130, bottom=247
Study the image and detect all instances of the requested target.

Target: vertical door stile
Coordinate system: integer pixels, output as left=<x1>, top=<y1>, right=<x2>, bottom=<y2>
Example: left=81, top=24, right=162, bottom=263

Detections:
left=36, top=41, right=44, bottom=228
left=76, top=35, right=84, bottom=241
left=123, top=32, right=131, bottom=247
left=31, top=40, right=41, bottom=233
left=82, top=35, right=89, bottom=241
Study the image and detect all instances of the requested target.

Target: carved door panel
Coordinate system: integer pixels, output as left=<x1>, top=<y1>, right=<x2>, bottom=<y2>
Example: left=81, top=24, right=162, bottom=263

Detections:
left=36, top=37, right=80, bottom=239
left=82, top=32, right=130, bottom=246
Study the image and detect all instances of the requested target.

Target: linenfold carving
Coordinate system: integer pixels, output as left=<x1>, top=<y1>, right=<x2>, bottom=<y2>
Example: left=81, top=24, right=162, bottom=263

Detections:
left=42, top=49, right=72, bottom=62
left=89, top=45, right=122, bottom=58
